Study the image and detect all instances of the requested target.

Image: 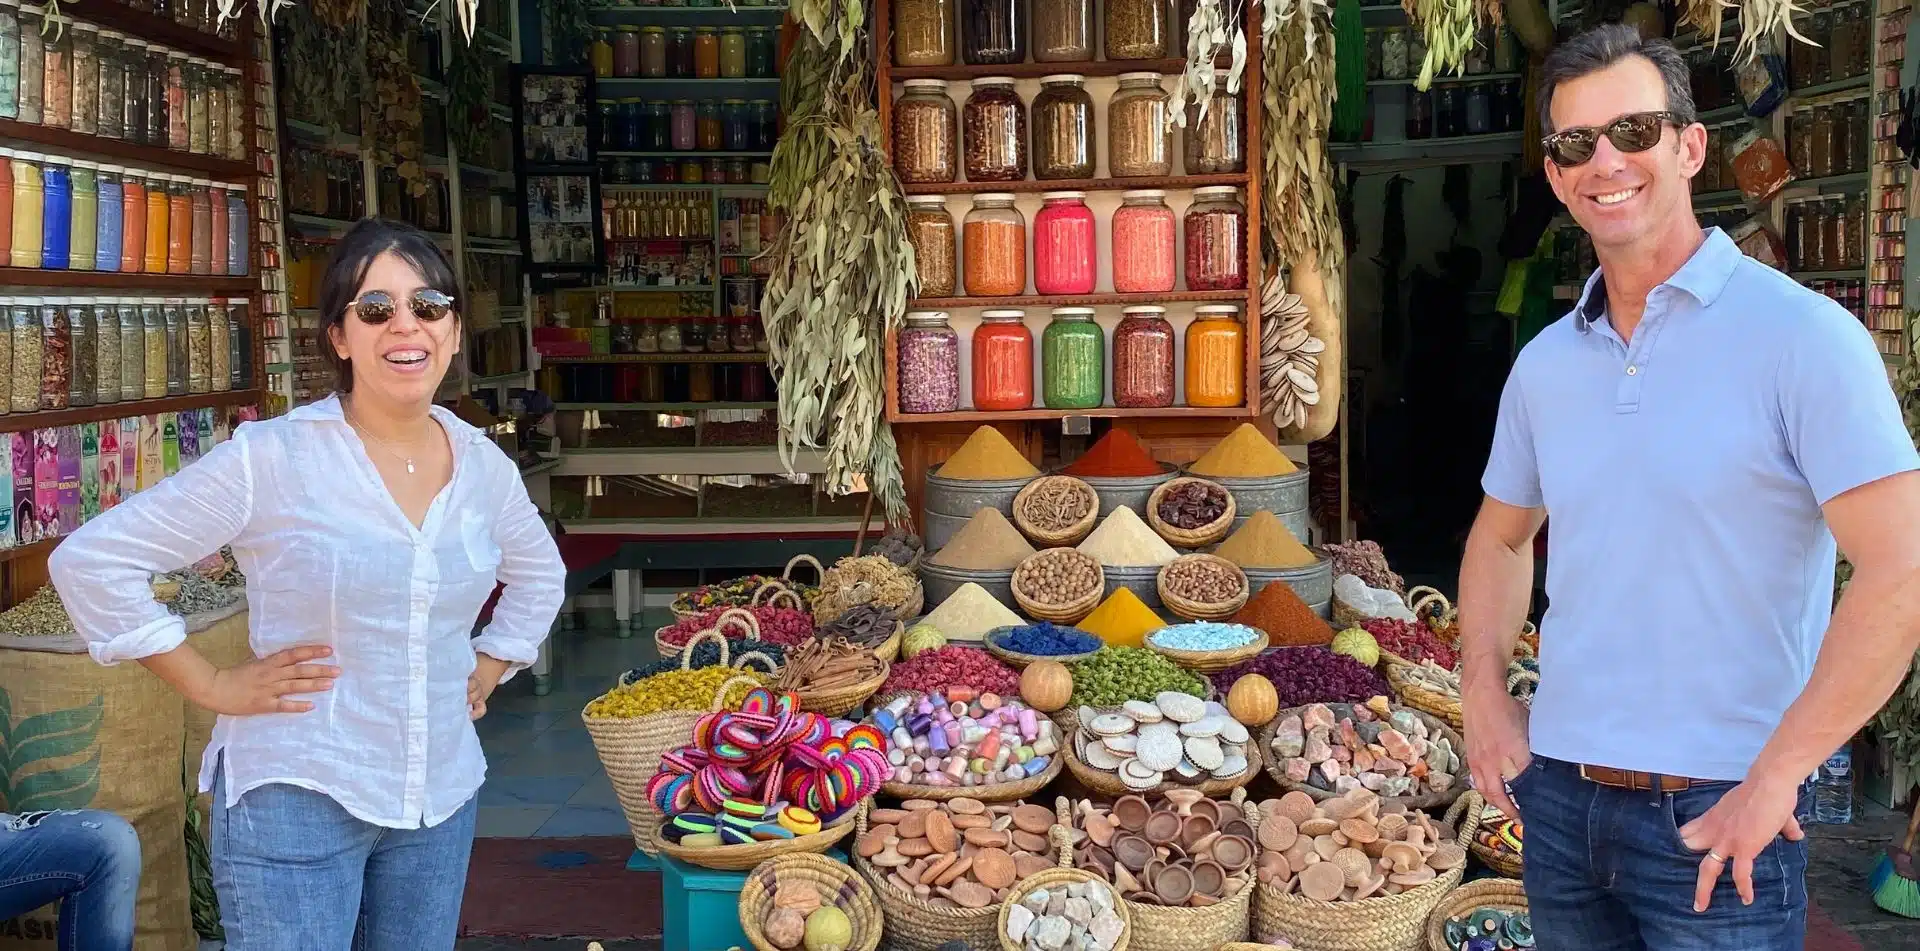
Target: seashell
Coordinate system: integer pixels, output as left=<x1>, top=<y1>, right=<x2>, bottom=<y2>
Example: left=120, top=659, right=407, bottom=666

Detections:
left=1156, top=691, right=1207, bottom=723
left=1103, top=734, right=1139, bottom=755
left=1084, top=742, right=1126, bottom=770
left=1122, top=765, right=1165, bottom=791
left=1180, top=716, right=1225, bottom=738
left=1185, top=736, right=1225, bottom=770
left=1172, top=759, right=1203, bottom=780
left=1217, top=719, right=1250, bottom=744
left=1298, top=862, right=1346, bottom=902
left=1123, top=699, right=1164, bottom=723
left=1339, top=819, right=1379, bottom=844
left=1090, top=714, right=1137, bottom=737
left=1258, top=815, right=1298, bottom=852
left=1076, top=705, right=1099, bottom=727
left=1136, top=724, right=1185, bottom=772
left=1331, top=848, right=1371, bottom=887
left=1298, top=817, right=1339, bottom=838
left=1213, top=754, right=1249, bottom=779
left=1276, top=791, right=1318, bottom=825
left=1312, top=835, right=1342, bottom=861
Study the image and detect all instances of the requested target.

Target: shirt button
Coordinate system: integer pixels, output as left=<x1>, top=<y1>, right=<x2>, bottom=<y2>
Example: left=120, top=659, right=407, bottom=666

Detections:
left=1625, top=365, right=1638, bottom=376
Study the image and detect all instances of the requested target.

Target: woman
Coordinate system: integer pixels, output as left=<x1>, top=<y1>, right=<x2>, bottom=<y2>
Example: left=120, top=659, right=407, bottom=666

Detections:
left=48, top=218, right=566, bottom=950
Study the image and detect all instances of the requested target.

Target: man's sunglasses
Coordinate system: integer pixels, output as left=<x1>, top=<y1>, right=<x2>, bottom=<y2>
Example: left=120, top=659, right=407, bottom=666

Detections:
left=1542, top=111, right=1688, bottom=167
left=346, top=289, right=456, bottom=324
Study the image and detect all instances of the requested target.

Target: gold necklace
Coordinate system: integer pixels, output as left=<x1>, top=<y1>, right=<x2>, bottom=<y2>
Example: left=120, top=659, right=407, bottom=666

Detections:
left=345, top=406, right=430, bottom=475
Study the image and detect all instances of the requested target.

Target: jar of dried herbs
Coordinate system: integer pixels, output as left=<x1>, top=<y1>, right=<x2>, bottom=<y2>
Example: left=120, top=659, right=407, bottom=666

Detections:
left=893, top=0, right=953, bottom=66
left=963, top=78, right=1026, bottom=182
left=39, top=299, right=68, bottom=410
left=161, top=299, right=185, bottom=397
left=1184, top=78, right=1246, bottom=174
left=896, top=311, right=960, bottom=414
left=0, top=0, right=19, bottom=123
left=962, top=0, right=1024, bottom=65
left=1033, top=0, right=1093, bottom=62
left=894, top=79, right=958, bottom=184
left=8, top=299, right=36, bottom=413
left=68, top=300, right=94, bottom=408
left=208, top=297, right=229, bottom=391
left=1109, top=73, right=1172, bottom=177
left=70, top=23, right=98, bottom=135
left=186, top=300, right=209, bottom=394
left=906, top=194, right=957, bottom=298
left=41, top=15, right=70, bottom=131
left=1112, top=304, right=1174, bottom=407
left=1032, top=75, right=1093, bottom=179
left=95, top=297, right=118, bottom=404
left=118, top=300, right=141, bottom=401
left=97, top=31, right=125, bottom=140
left=16, top=4, right=41, bottom=125
left=1105, top=0, right=1166, bottom=60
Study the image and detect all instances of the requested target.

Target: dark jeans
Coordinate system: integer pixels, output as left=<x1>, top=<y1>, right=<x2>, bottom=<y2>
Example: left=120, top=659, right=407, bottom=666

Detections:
left=0, top=809, right=140, bottom=951
left=1510, top=755, right=1811, bottom=951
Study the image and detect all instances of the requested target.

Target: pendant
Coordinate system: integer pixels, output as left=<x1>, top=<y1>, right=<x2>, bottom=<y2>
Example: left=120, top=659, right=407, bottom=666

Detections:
left=406, top=459, right=415, bottom=474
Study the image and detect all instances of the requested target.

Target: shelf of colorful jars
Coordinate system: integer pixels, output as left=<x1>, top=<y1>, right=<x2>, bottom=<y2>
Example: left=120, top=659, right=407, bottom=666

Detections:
left=0, top=270, right=258, bottom=292
left=0, top=388, right=264, bottom=436
left=898, top=173, right=1249, bottom=195
left=889, top=59, right=1194, bottom=82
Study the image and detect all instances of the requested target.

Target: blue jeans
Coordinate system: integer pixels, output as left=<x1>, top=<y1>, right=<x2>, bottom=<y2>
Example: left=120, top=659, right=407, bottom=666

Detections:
left=0, top=808, right=140, bottom=951
left=1511, top=754, right=1810, bottom=951
left=209, top=760, right=478, bottom=951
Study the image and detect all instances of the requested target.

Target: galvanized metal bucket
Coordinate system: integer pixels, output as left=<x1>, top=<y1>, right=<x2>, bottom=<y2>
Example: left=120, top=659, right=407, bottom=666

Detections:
left=1071, top=465, right=1180, bottom=521
left=1215, top=469, right=1312, bottom=543
left=920, top=466, right=1038, bottom=552
left=1101, top=564, right=1166, bottom=612
left=1242, top=555, right=1335, bottom=620
left=918, top=561, right=1017, bottom=614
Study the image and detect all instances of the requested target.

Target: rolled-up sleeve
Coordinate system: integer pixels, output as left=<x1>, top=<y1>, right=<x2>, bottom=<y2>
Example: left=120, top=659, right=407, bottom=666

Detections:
left=47, top=430, right=255, bottom=666
left=1482, top=367, right=1544, bottom=509
left=469, top=453, right=563, bottom=681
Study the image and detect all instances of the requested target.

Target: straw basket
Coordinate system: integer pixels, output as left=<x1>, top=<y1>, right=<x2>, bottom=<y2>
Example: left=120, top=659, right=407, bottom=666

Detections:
left=583, top=634, right=769, bottom=857
left=658, top=605, right=763, bottom=661
left=1385, top=663, right=1464, bottom=732
left=1405, top=586, right=1457, bottom=636
left=1462, top=797, right=1525, bottom=879
left=1013, top=475, right=1102, bottom=546
left=1054, top=793, right=1261, bottom=951
left=1012, top=549, right=1106, bottom=624
left=865, top=692, right=1067, bottom=802
left=1422, top=877, right=1527, bottom=951
left=1258, top=702, right=1468, bottom=813
left=1146, top=477, right=1237, bottom=548
left=983, top=624, right=1104, bottom=670
left=738, top=851, right=885, bottom=951
left=999, top=866, right=1135, bottom=951
left=1252, top=791, right=1486, bottom=951
left=785, top=553, right=827, bottom=586
left=1144, top=624, right=1268, bottom=674
left=788, top=658, right=891, bottom=717
left=1060, top=706, right=1263, bottom=798
left=657, top=805, right=859, bottom=872
left=1157, top=554, right=1251, bottom=622
left=855, top=804, right=1071, bottom=951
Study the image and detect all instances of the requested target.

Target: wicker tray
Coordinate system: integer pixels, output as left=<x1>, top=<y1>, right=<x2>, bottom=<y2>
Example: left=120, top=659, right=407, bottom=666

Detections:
left=738, top=851, right=884, bottom=951
left=1013, top=475, right=1101, bottom=546
left=1257, top=701, right=1469, bottom=813
left=1146, top=477, right=1237, bottom=549
left=655, top=805, right=859, bottom=871
left=1144, top=624, right=1269, bottom=674
left=983, top=624, right=1104, bottom=670
left=1157, top=554, right=1250, bottom=622
left=1060, top=705, right=1263, bottom=798
left=999, top=867, right=1135, bottom=951
left=1385, top=662, right=1464, bottom=732
left=788, top=659, right=891, bottom=717
left=1012, top=549, right=1106, bottom=625
left=854, top=802, right=1072, bottom=951
left=1422, top=876, right=1527, bottom=951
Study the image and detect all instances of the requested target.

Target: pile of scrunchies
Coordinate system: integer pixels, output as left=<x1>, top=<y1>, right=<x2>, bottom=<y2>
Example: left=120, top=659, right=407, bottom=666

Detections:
left=645, top=686, right=887, bottom=823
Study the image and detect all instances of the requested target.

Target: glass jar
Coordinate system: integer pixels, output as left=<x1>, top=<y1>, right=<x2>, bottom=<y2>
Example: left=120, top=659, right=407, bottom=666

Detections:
left=121, top=38, right=146, bottom=142
left=15, top=4, right=40, bottom=125
left=139, top=299, right=163, bottom=398
left=185, top=300, right=208, bottom=393
left=1850, top=99, right=1869, bottom=174
left=7, top=299, right=34, bottom=412
left=1185, top=303, right=1243, bottom=406
left=894, top=79, right=958, bottom=183
left=1808, top=105, right=1835, bottom=178
left=161, top=299, right=185, bottom=395
left=1112, top=189, right=1175, bottom=292
left=1109, top=72, right=1172, bottom=177
left=1042, top=307, right=1103, bottom=409
left=146, top=45, right=169, bottom=148
left=705, top=314, right=729, bottom=352
left=41, top=15, right=70, bottom=130
left=747, top=27, right=776, bottom=77
left=165, top=52, right=188, bottom=150
left=720, top=27, right=746, bottom=78
left=1833, top=100, right=1854, bottom=176
left=70, top=23, right=96, bottom=135
left=1831, top=4, right=1859, bottom=81
left=40, top=155, right=67, bottom=270
left=67, top=300, right=92, bottom=407
left=207, top=62, right=229, bottom=160
left=693, top=28, right=720, bottom=78
left=1844, top=193, right=1866, bottom=269
left=963, top=0, right=1024, bottom=64
left=963, top=77, right=1025, bottom=182
left=166, top=176, right=190, bottom=274
left=223, top=66, right=244, bottom=158
left=613, top=26, right=641, bottom=77
left=9, top=151, right=41, bottom=269
left=894, top=0, right=954, bottom=65
left=117, top=171, right=141, bottom=272
left=115, top=300, right=138, bottom=401
left=1787, top=112, right=1812, bottom=177
left=39, top=299, right=67, bottom=409
left=67, top=160, right=93, bottom=272
left=208, top=296, right=228, bottom=391
left=645, top=102, right=670, bottom=149
left=730, top=315, right=754, bottom=351
left=671, top=99, right=696, bottom=150
left=906, top=194, right=957, bottom=297
left=722, top=98, right=750, bottom=150
left=963, top=193, right=1026, bottom=296
left=896, top=311, right=960, bottom=413
left=94, top=165, right=120, bottom=272
left=1382, top=27, right=1409, bottom=80
left=94, top=297, right=117, bottom=403
left=697, top=101, right=722, bottom=150
left=973, top=309, right=1033, bottom=410
left=640, top=26, right=667, bottom=77
left=1105, top=0, right=1165, bottom=59
left=1033, top=191, right=1095, bottom=294
left=1185, top=185, right=1246, bottom=290
left=0, top=0, right=18, bottom=123
left=224, top=182, right=247, bottom=275
left=591, top=28, right=614, bottom=77
left=1032, top=74, right=1093, bottom=179
left=669, top=27, right=695, bottom=77
left=1185, top=78, right=1245, bottom=173
left=189, top=58, right=214, bottom=155
left=207, top=175, right=226, bottom=274
left=657, top=317, right=684, bottom=353
left=188, top=178, right=211, bottom=274
left=1112, top=305, right=1174, bottom=408
left=753, top=99, right=778, bottom=149
left=1034, top=0, right=1093, bottom=62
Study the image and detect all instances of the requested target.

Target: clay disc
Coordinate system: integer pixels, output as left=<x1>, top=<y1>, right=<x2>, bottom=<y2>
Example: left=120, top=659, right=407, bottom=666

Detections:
left=1299, top=862, right=1346, bottom=902
left=973, top=847, right=1016, bottom=889
left=925, top=811, right=957, bottom=853
left=949, top=797, right=985, bottom=815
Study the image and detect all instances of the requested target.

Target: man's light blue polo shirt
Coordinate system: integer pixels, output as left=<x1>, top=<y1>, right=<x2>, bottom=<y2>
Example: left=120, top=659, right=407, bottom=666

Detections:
left=1483, top=227, right=1920, bottom=781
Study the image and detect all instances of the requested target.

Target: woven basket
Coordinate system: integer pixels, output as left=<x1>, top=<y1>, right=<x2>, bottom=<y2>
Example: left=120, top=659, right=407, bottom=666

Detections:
left=790, top=659, right=891, bottom=717
left=657, top=805, right=859, bottom=871
left=1461, top=796, right=1525, bottom=879
left=882, top=750, right=1065, bottom=802
left=1144, top=625, right=1269, bottom=674
left=1257, top=702, right=1468, bottom=813
left=1146, top=477, right=1237, bottom=548
left=785, top=553, right=827, bottom=585
left=1252, top=791, right=1486, bottom=951
left=1405, top=586, right=1457, bottom=635
left=873, top=622, right=904, bottom=663
left=983, top=624, right=1104, bottom=670
left=658, top=605, right=763, bottom=661
left=855, top=803, right=1072, bottom=951
left=1422, top=877, right=1527, bottom=951
left=1061, top=706, right=1263, bottom=798
left=999, top=866, right=1135, bottom=951
left=1157, top=554, right=1251, bottom=622
left=583, top=639, right=766, bottom=857
left=1385, top=663, right=1464, bottom=732
left=1055, top=792, right=1260, bottom=951
left=1013, top=475, right=1102, bottom=546
left=1012, top=550, right=1106, bottom=624
left=738, top=852, right=885, bottom=951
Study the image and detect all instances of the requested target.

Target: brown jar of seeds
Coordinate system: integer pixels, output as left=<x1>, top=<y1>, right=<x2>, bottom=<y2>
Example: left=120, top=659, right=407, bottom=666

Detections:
left=1032, top=0, right=1094, bottom=62
left=964, top=77, right=1027, bottom=182
left=894, top=80, right=959, bottom=184
left=1109, top=72, right=1172, bottom=177
left=1105, top=0, right=1168, bottom=60
left=906, top=195, right=958, bottom=298
left=1032, top=75, right=1094, bottom=180
left=1184, top=77, right=1246, bottom=174
left=893, top=0, right=954, bottom=66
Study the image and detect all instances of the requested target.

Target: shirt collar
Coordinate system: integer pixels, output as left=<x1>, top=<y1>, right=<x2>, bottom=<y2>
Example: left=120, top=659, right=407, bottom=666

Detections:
left=287, top=392, right=489, bottom=444
left=1572, top=227, right=1742, bottom=333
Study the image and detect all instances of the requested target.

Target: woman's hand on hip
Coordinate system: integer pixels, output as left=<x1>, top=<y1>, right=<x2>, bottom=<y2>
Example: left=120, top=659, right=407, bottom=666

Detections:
left=469, top=653, right=512, bottom=720
left=201, top=645, right=338, bottom=715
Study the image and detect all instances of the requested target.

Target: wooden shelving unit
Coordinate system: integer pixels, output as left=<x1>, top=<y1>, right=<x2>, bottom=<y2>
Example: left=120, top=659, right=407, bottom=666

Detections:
left=0, top=390, right=265, bottom=436
left=899, top=173, right=1249, bottom=195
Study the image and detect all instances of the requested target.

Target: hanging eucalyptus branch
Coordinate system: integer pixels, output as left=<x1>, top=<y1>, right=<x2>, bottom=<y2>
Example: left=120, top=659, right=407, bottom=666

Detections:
left=281, top=3, right=367, bottom=131
left=547, top=0, right=597, bottom=68
left=760, top=0, right=913, bottom=524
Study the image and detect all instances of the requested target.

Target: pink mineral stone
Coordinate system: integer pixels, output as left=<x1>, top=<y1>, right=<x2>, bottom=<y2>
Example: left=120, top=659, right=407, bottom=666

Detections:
left=1302, top=729, right=1333, bottom=763
left=1380, top=729, right=1415, bottom=763
left=1318, top=760, right=1343, bottom=784
left=1353, top=704, right=1376, bottom=723
left=1303, top=704, right=1337, bottom=732
left=1284, top=757, right=1313, bottom=782
left=1430, top=771, right=1456, bottom=792
left=1273, top=716, right=1306, bottom=759
left=1331, top=745, right=1352, bottom=764
left=1352, top=747, right=1376, bottom=773
left=1339, top=719, right=1362, bottom=750
left=1411, top=737, right=1430, bottom=759
left=1360, top=771, right=1387, bottom=791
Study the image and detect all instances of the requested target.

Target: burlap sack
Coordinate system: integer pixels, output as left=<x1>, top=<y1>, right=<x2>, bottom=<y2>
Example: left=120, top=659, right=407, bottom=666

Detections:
left=0, top=607, right=247, bottom=951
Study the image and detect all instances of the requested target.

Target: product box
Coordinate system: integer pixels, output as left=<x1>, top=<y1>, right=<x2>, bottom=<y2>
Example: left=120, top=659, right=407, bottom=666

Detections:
left=179, top=412, right=200, bottom=467
left=34, top=429, right=59, bottom=541
left=197, top=408, right=216, bottom=449
left=79, top=422, right=99, bottom=524
left=0, top=434, right=15, bottom=548
left=99, top=421, right=121, bottom=512
left=57, top=426, right=81, bottom=536
left=137, top=415, right=163, bottom=491
left=161, top=414, right=181, bottom=477
left=13, top=433, right=34, bottom=546
left=120, top=418, right=138, bottom=501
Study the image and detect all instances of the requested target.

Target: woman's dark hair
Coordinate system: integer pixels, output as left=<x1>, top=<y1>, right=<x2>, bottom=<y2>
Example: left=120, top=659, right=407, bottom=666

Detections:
left=316, top=217, right=461, bottom=393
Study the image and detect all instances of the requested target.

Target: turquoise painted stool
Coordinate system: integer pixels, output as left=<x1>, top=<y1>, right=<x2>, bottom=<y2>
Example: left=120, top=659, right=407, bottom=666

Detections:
left=655, top=847, right=852, bottom=951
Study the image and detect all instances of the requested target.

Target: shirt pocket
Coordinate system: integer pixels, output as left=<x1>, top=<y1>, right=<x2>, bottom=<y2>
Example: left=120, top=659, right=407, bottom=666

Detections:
left=460, top=511, right=502, bottom=574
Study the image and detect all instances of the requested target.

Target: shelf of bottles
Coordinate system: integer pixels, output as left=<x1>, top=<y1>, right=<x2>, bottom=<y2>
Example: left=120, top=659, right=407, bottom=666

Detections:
left=1871, top=0, right=1911, bottom=360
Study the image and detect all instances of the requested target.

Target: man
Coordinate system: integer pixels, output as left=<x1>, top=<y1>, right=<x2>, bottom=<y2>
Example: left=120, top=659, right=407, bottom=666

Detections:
left=1459, top=23, right=1920, bottom=950
left=0, top=808, right=139, bottom=950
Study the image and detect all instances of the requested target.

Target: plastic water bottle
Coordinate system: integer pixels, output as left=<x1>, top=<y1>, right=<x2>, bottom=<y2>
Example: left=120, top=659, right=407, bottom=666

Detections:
left=1813, top=747, right=1854, bottom=825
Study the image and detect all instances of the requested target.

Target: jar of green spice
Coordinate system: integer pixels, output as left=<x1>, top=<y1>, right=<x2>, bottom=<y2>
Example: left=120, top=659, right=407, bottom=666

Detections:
left=1043, top=306, right=1104, bottom=409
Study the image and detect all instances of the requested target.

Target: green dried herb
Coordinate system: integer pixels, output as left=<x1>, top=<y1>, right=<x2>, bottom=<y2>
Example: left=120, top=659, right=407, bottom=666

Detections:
left=446, top=32, right=504, bottom=161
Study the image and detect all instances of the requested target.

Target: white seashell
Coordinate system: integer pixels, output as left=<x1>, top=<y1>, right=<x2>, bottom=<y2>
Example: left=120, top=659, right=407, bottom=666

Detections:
left=1122, top=700, right=1164, bottom=723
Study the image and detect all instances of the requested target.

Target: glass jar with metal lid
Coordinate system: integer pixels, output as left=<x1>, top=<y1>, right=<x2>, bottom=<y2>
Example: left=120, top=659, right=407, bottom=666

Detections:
left=719, top=27, right=747, bottom=77
left=1185, top=185, right=1247, bottom=290
left=963, top=193, right=1026, bottom=297
left=1032, top=74, right=1093, bottom=179
left=893, top=0, right=954, bottom=66
left=0, top=0, right=19, bottom=123
left=905, top=194, right=956, bottom=297
left=40, top=14, right=71, bottom=130
left=1105, top=0, right=1166, bottom=59
left=1185, top=303, right=1244, bottom=406
left=893, top=79, right=958, bottom=184
left=973, top=309, right=1033, bottom=411
left=1042, top=307, right=1104, bottom=409
left=962, top=0, right=1024, bottom=64
left=1109, top=73, right=1172, bottom=177
left=1112, top=304, right=1174, bottom=407
left=70, top=22, right=98, bottom=135
left=639, top=26, right=667, bottom=77
left=1033, top=190, right=1095, bottom=294
left=1112, top=189, right=1175, bottom=292
left=1032, top=0, right=1093, bottom=62
left=15, top=2, right=41, bottom=125
left=963, top=77, right=1026, bottom=181
left=896, top=311, right=960, bottom=413
left=1184, top=76, right=1245, bottom=173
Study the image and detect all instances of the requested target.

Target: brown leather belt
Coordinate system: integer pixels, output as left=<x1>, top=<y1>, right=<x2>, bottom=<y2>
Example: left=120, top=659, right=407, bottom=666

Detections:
left=1578, top=764, right=1695, bottom=792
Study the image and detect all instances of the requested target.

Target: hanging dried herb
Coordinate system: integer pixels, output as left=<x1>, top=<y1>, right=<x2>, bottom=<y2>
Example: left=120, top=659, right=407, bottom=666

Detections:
left=547, top=0, right=597, bottom=69
left=279, top=3, right=367, bottom=133
left=761, top=0, right=912, bottom=524
left=446, top=32, right=504, bottom=160
left=365, top=0, right=429, bottom=197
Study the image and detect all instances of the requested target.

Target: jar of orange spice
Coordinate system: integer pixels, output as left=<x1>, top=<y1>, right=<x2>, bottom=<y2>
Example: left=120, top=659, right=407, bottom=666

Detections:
left=963, top=193, right=1026, bottom=297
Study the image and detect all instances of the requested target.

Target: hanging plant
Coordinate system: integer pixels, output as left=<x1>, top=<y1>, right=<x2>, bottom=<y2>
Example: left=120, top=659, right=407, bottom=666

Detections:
left=364, top=0, right=429, bottom=196
left=280, top=3, right=367, bottom=132
left=446, top=34, right=504, bottom=161
left=547, top=0, right=596, bottom=69
left=760, top=0, right=913, bottom=525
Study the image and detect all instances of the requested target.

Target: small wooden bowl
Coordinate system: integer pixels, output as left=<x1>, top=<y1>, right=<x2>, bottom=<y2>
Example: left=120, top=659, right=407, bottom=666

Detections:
left=1146, top=477, right=1237, bottom=548
left=1157, top=554, right=1250, bottom=622
left=1013, top=475, right=1101, bottom=546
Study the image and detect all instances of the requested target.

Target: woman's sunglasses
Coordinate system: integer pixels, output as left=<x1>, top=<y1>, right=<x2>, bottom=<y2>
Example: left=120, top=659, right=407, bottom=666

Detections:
left=1542, top=111, right=1687, bottom=168
left=346, top=289, right=456, bottom=324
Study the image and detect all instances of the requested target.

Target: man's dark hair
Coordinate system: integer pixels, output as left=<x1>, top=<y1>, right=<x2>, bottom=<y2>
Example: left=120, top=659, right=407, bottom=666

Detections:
left=1538, top=24, right=1697, bottom=134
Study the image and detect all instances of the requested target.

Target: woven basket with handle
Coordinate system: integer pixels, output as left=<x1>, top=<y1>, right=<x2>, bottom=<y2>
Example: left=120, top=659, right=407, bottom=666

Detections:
left=657, top=605, right=763, bottom=662
left=1060, top=705, right=1263, bottom=798
left=737, top=851, right=884, bottom=951
left=1385, top=663, right=1464, bottom=732
left=854, top=804, right=1072, bottom=951
left=1054, top=790, right=1261, bottom=951
left=1421, top=876, right=1527, bottom=951
left=1257, top=702, right=1468, bottom=813
left=998, top=865, right=1135, bottom=951
left=657, top=804, right=859, bottom=871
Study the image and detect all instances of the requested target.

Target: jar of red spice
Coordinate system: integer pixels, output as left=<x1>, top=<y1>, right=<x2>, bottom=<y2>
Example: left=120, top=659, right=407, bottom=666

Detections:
left=972, top=309, right=1034, bottom=411
left=963, top=193, right=1027, bottom=297
left=1185, top=303, right=1244, bottom=406
left=1112, top=304, right=1175, bottom=407
left=1185, top=186, right=1247, bottom=290
left=1033, top=191, right=1095, bottom=295
left=1112, top=189, right=1175, bottom=292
